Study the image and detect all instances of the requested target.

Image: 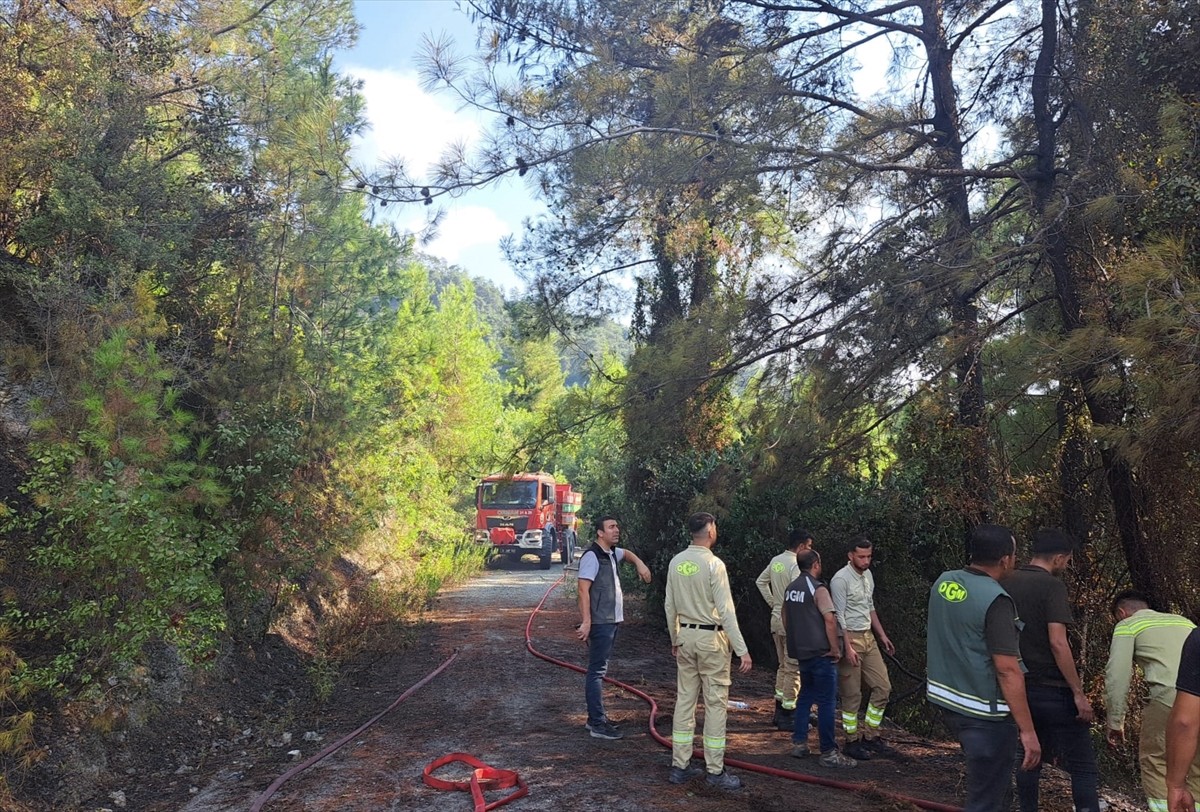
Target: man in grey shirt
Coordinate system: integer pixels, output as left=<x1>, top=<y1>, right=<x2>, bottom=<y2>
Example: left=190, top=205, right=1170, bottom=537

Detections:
left=576, top=514, right=651, bottom=740
left=830, top=535, right=895, bottom=760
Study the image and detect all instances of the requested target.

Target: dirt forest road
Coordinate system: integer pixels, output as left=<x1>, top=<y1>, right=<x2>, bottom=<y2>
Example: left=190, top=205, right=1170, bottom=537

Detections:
left=177, top=557, right=1137, bottom=812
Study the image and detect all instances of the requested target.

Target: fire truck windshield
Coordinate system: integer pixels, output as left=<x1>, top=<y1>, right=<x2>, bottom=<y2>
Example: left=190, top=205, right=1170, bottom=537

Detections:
left=479, top=480, right=537, bottom=509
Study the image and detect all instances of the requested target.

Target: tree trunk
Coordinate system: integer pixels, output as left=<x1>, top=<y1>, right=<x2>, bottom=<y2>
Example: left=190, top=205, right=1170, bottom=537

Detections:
left=921, top=0, right=993, bottom=557
left=1030, top=0, right=1162, bottom=604
left=1055, top=384, right=1092, bottom=575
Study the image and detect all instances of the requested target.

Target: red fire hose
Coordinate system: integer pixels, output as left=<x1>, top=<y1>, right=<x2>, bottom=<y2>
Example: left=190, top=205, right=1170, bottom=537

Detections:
left=526, top=573, right=964, bottom=812
left=249, top=650, right=462, bottom=811
left=250, top=640, right=529, bottom=812
left=422, top=752, right=529, bottom=812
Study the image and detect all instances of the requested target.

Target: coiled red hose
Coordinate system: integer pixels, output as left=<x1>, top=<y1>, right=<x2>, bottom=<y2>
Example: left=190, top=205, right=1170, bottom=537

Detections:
left=422, top=752, right=529, bottom=812
left=526, top=573, right=963, bottom=812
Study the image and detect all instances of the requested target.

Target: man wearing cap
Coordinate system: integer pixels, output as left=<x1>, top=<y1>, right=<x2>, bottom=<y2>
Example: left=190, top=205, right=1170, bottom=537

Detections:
left=665, top=512, right=752, bottom=790
left=1003, top=528, right=1098, bottom=812
left=756, top=528, right=812, bottom=730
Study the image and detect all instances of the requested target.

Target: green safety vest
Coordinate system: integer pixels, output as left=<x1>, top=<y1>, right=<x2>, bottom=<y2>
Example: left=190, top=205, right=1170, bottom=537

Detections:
left=926, top=569, right=1015, bottom=720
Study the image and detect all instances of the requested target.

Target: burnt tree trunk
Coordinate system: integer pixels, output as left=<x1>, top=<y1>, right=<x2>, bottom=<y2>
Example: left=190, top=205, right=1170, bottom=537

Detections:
left=1054, top=385, right=1092, bottom=575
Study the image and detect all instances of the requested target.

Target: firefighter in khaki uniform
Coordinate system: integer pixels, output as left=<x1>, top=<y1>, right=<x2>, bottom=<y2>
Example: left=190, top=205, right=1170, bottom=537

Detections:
left=1105, top=591, right=1197, bottom=812
left=755, top=528, right=812, bottom=730
left=665, top=512, right=752, bottom=790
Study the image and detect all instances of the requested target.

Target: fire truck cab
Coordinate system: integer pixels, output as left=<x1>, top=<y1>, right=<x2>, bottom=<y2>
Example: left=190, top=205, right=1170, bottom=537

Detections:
left=474, top=472, right=561, bottom=569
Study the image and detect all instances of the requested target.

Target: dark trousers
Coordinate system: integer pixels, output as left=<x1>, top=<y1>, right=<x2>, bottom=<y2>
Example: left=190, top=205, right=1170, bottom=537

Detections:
left=1016, top=683, right=1100, bottom=812
left=585, top=623, right=618, bottom=726
left=944, top=710, right=1018, bottom=812
left=793, top=655, right=839, bottom=753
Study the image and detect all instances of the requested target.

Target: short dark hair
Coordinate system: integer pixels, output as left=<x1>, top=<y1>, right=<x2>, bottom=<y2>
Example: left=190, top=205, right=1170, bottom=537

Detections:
left=788, top=527, right=813, bottom=549
left=847, top=535, right=873, bottom=555
left=593, top=515, right=618, bottom=537
left=687, top=512, right=716, bottom=536
left=968, top=524, right=1015, bottom=565
left=796, top=548, right=821, bottom=573
left=1031, top=528, right=1075, bottom=556
left=1111, top=589, right=1150, bottom=616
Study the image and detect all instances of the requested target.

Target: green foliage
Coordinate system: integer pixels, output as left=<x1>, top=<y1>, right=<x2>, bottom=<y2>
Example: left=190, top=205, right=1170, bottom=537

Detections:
left=345, top=266, right=508, bottom=519
left=7, top=328, right=233, bottom=691
left=209, top=407, right=323, bottom=642
left=551, top=354, right=634, bottom=525
left=0, top=0, right=518, bottom=737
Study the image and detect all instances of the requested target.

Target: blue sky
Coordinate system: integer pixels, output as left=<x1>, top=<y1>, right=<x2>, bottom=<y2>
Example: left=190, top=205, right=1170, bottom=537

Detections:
left=339, top=0, right=540, bottom=293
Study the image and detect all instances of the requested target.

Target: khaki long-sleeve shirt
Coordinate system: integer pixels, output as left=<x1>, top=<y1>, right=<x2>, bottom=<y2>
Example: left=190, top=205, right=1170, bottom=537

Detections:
left=1104, top=608, right=1196, bottom=729
left=756, top=550, right=800, bottom=635
left=665, top=544, right=748, bottom=656
left=830, top=564, right=875, bottom=633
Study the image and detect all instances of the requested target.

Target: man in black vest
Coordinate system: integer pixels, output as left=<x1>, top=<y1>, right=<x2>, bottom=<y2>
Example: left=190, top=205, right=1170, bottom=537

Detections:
left=577, top=514, right=651, bottom=740
left=783, top=549, right=857, bottom=768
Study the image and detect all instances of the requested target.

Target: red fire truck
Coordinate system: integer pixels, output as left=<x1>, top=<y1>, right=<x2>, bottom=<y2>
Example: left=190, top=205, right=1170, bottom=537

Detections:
left=473, top=472, right=582, bottom=569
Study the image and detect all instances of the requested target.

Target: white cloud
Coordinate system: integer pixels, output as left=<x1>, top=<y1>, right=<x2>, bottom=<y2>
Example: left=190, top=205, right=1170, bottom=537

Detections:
left=343, top=61, right=531, bottom=289
left=346, top=65, right=481, bottom=175
left=422, top=205, right=511, bottom=264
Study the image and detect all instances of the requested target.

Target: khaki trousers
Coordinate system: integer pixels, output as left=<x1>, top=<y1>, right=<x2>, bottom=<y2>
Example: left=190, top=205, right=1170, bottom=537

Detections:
left=672, top=628, right=732, bottom=774
left=837, top=629, right=891, bottom=741
left=772, top=632, right=800, bottom=709
left=1140, top=699, right=1200, bottom=811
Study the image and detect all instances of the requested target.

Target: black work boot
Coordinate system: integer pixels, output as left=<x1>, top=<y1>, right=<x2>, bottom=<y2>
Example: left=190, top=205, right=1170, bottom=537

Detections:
left=843, top=740, right=873, bottom=761
left=771, top=700, right=784, bottom=729
left=776, top=707, right=796, bottom=731
left=706, top=770, right=743, bottom=790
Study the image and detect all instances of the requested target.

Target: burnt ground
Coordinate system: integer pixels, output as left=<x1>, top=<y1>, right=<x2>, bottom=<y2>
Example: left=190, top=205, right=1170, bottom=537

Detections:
left=12, top=555, right=1144, bottom=812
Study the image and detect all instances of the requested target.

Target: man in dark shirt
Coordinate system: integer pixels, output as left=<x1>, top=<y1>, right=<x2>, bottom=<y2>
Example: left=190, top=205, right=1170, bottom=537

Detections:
left=927, top=524, right=1040, bottom=812
left=1004, top=528, right=1098, bottom=812
left=1165, top=627, right=1200, bottom=812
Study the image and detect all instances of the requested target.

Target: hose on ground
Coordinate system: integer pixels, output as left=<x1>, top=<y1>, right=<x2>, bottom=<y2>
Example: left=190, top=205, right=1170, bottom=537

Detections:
left=526, top=573, right=963, bottom=812
left=249, top=649, right=461, bottom=812
left=250, top=568, right=963, bottom=811
left=422, top=752, right=529, bottom=812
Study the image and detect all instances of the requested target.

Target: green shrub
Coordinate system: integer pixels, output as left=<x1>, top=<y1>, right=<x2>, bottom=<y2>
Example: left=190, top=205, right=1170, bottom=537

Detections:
left=6, top=330, right=232, bottom=692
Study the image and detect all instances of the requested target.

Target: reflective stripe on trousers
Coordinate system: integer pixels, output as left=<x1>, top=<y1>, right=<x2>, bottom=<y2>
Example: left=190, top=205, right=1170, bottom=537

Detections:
left=672, top=627, right=732, bottom=774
